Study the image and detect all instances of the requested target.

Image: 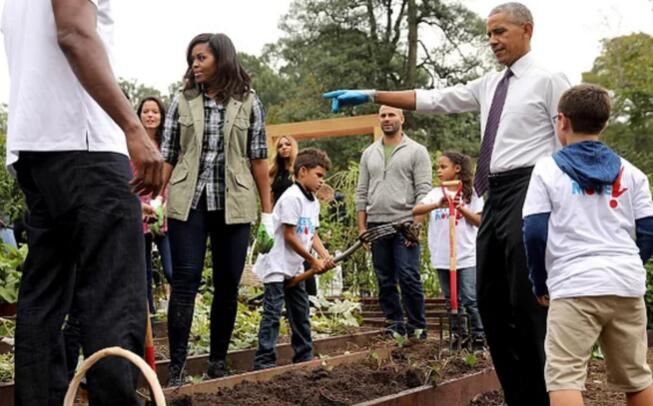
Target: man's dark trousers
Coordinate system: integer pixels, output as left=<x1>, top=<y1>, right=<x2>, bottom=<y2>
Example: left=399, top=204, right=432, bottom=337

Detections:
left=14, top=151, right=146, bottom=406
left=369, top=223, right=426, bottom=335
left=476, top=167, right=549, bottom=406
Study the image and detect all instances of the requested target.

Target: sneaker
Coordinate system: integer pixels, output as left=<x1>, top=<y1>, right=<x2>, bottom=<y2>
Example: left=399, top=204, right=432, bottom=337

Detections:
left=207, top=360, right=229, bottom=379
left=472, top=335, right=486, bottom=351
left=168, top=365, right=184, bottom=387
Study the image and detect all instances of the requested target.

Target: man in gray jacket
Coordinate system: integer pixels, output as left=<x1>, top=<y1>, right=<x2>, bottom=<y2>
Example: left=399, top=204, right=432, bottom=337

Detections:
left=356, top=105, right=432, bottom=337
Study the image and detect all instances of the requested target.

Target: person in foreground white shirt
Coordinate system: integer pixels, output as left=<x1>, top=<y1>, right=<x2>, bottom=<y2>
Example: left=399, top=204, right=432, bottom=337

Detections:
left=322, top=2, right=570, bottom=405
left=1, top=0, right=162, bottom=404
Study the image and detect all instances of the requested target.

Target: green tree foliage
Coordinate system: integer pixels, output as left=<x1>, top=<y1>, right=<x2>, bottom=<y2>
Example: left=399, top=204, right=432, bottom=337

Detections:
left=0, top=104, right=24, bottom=223
left=118, top=77, right=170, bottom=108
left=583, top=33, right=653, bottom=174
left=258, top=0, right=491, bottom=169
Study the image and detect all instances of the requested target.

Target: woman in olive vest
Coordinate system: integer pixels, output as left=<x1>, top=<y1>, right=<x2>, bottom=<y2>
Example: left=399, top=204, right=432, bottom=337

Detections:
left=160, top=33, right=272, bottom=385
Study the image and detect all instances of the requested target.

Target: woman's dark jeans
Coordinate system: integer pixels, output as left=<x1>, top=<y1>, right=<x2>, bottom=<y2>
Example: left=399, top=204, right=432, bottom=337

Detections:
left=254, top=281, right=313, bottom=369
left=436, top=267, right=484, bottom=337
left=167, top=200, right=250, bottom=373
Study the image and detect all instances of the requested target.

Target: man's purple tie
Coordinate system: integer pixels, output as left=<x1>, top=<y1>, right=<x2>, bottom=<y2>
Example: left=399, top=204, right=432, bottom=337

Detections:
left=474, top=69, right=513, bottom=196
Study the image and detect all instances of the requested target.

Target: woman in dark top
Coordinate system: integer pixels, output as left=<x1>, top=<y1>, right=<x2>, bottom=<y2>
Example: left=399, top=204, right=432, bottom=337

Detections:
left=269, top=135, right=297, bottom=204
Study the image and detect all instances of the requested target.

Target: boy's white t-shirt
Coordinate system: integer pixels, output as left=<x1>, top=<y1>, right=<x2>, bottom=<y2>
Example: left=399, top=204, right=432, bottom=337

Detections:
left=522, top=157, right=653, bottom=300
left=254, top=184, right=320, bottom=283
left=420, top=187, right=484, bottom=269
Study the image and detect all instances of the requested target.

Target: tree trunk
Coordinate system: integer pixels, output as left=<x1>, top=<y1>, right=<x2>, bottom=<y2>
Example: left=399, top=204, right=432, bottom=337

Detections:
left=405, top=0, right=418, bottom=89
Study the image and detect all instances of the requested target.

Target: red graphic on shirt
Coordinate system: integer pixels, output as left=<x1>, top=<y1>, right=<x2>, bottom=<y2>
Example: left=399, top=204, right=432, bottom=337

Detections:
left=609, top=167, right=628, bottom=209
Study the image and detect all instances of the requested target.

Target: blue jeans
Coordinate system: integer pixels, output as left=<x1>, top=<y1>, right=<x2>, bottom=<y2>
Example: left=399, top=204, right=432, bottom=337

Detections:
left=254, top=282, right=313, bottom=369
left=437, top=267, right=484, bottom=337
left=167, top=198, right=250, bottom=372
left=145, top=232, right=172, bottom=313
left=369, top=223, right=426, bottom=335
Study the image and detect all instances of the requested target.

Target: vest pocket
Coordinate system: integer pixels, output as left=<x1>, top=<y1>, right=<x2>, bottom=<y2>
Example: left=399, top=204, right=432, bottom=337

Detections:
left=232, top=118, right=249, bottom=130
left=169, top=165, right=188, bottom=184
left=178, top=115, right=193, bottom=126
left=235, top=175, right=252, bottom=190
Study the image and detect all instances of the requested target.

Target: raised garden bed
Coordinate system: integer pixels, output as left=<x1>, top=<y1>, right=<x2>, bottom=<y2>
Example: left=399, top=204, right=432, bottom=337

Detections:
left=0, top=330, right=385, bottom=406
left=166, top=339, right=498, bottom=405
left=150, top=329, right=384, bottom=385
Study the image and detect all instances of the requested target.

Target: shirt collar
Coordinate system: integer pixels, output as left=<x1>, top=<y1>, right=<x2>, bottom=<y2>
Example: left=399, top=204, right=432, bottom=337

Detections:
left=377, top=132, right=409, bottom=148
left=294, top=181, right=315, bottom=201
left=506, top=51, right=534, bottom=79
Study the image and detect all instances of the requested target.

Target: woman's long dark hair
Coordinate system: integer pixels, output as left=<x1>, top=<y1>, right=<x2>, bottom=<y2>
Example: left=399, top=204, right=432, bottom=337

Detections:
left=183, top=33, right=251, bottom=104
left=136, top=96, right=166, bottom=146
left=442, top=151, right=474, bottom=204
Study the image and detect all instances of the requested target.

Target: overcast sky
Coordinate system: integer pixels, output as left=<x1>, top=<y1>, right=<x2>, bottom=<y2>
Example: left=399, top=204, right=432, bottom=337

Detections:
left=0, top=0, right=652, bottom=106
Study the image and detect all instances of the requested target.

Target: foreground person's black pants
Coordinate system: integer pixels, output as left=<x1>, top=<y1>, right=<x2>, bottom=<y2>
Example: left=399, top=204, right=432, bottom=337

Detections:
left=14, top=151, right=146, bottom=406
left=476, top=167, right=549, bottom=406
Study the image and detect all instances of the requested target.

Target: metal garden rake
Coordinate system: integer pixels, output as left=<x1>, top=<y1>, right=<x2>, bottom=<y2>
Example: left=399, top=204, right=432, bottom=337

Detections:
left=285, top=220, right=419, bottom=288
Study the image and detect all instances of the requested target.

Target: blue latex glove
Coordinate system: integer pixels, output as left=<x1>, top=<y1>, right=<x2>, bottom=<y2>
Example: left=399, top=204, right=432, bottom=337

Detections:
left=323, top=89, right=376, bottom=113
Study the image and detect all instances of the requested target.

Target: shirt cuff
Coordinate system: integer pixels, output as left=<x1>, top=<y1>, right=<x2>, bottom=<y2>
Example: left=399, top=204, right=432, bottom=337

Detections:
left=415, top=89, right=435, bottom=113
left=249, top=149, right=268, bottom=160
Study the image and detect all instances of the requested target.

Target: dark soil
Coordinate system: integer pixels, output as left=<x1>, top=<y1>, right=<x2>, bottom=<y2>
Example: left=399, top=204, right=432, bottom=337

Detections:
left=470, top=349, right=653, bottom=405
left=170, top=340, right=492, bottom=405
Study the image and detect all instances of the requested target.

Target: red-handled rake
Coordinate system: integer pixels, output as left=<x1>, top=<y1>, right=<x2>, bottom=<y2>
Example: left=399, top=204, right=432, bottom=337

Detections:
left=438, top=180, right=471, bottom=350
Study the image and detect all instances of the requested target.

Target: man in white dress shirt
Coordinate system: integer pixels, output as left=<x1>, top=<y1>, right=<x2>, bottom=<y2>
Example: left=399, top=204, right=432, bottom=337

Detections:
left=323, top=3, right=570, bottom=405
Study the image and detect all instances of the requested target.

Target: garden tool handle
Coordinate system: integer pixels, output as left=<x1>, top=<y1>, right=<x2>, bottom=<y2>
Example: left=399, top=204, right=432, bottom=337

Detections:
left=63, top=346, right=165, bottom=406
left=285, top=241, right=361, bottom=288
left=441, top=180, right=462, bottom=314
left=145, top=307, right=156, bottom=371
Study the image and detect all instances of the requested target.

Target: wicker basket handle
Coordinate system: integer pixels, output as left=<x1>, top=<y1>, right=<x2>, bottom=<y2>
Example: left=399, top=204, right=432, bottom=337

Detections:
left=63, top=346, right=165, bottom=406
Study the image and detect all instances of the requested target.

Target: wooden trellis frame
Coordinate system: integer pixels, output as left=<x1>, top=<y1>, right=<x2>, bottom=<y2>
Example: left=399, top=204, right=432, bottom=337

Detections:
left=266, top=114, right=383, bottom=154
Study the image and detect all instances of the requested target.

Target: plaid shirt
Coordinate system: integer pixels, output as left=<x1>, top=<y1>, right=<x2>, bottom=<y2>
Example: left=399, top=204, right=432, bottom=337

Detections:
left=161, top=93, right=267, bottom=211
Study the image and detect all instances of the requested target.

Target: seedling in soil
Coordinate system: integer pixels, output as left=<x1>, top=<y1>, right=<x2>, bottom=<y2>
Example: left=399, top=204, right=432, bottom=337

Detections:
left=463, top=352, right=478, bottom=368
left=392, top=332, right=408, bottom=348
left=369, top=351, right=383, bottom=369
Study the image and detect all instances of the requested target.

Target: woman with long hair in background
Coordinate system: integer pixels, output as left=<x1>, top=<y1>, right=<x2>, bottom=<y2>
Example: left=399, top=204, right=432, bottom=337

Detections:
left=137, top=96, right=173, bottom=313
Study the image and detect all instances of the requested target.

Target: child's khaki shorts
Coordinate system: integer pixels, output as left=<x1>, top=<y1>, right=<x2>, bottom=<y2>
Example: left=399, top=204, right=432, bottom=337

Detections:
left=545, top=296, right=652, bottom=393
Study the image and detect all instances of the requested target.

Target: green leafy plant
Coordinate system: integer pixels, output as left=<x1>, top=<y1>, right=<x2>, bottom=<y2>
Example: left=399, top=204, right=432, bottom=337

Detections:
left=0, top=243, right=27, bottom=304
left=0, top=317, right=15, bottom=338
left=0, top=352, right=13, bottom=383
left=309, top=295, right=361, bottom=338
left=463, top=352, right=478, bottom=368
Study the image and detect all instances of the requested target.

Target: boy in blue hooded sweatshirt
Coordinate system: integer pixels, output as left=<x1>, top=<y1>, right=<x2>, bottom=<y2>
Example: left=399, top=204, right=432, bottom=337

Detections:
left=523, top=84, right=653, bottom=406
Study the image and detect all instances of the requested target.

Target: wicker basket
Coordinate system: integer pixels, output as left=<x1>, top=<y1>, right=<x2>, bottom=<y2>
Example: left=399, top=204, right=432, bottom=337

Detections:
left=63, top=346, right=165, bottom=406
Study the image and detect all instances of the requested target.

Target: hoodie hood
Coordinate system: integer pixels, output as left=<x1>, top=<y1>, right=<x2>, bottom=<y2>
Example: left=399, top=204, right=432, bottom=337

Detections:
left=553, top=141, right=621, bottom=192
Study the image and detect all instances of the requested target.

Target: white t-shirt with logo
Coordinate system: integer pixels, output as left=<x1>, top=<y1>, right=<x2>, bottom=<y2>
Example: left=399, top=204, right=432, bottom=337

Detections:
left=420, top=187, right=484, bottom=269
left=254, top=184, right=320, bottom=283
left=523, top=156, right=653, bottom=300
left=1, top=0, right=127, bottom=167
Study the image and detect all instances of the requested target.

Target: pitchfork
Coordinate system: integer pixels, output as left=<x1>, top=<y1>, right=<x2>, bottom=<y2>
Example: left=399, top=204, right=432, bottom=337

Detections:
left=285, top=221, right=420, bottom=288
